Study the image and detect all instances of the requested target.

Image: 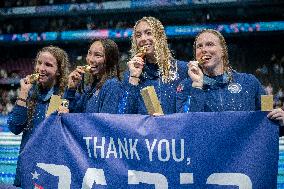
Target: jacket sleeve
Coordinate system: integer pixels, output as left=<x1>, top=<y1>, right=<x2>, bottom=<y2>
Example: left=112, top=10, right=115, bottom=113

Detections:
left=64, top=89, right=85, bottom=113
left=97, top=79, right=124, bottom=114
left=117, top=71, right=141, bottom=114
left=7, top=105, right=28, bottom=135
left=176, top=78, right=205, bottom=113
left=177, top=60, right=189, bottom=81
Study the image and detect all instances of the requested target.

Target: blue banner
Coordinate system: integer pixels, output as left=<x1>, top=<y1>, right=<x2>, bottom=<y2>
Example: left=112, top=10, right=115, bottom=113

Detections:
left=19, top=112, right=278, bottom=188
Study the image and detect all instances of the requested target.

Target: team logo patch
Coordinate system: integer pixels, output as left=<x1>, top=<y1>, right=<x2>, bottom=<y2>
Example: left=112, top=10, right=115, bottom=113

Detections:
left=228, top=83, right=242, bottom=93
left=176, top=84, right=184, bottom=93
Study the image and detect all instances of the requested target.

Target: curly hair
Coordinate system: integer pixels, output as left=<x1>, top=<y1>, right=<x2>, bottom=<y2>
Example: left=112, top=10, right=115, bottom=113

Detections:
left=26, top=46, right=70, bottom=129
left=193, top=29, right=233, bottom=82
left=131, top=16, right=174, bottom=83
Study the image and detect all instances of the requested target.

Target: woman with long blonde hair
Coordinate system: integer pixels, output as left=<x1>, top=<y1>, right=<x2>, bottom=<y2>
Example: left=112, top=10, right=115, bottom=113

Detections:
left=119, top=16, right=188, bottom=114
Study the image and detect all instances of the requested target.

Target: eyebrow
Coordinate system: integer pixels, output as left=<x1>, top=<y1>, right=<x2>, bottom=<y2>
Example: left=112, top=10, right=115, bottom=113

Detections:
left=197, top=40, right=215, bottom=44
left=136, top=28, right=151, bottom=33
left=89, top=50, right=104, bottom=55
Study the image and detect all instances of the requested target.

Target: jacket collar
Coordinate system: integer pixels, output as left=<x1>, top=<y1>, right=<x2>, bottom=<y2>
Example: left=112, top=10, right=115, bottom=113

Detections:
left=140, top=61, right=160, bottom=81
left=29, top=84, right=58, bottom=102
left=203, top=73, right=229, bottom=89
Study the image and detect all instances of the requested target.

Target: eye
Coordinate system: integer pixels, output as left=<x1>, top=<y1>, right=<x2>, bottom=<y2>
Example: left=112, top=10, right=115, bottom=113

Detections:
left=206, top=42, right=215, bottom=46
left=196, top=44, right=202, bottom=49
left=135, top=32, right=141, bottom=38
left=37, top=60, right=42, bottom=65
left=146, top=30, right=152, bottom=36
left=45, top=62, right=53, bottom=67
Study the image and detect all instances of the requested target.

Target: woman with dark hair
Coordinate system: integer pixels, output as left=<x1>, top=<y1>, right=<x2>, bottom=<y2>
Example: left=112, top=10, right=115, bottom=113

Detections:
left=64, top=39, right=122, bottom=113
left=176, top=29, right=284, bottom=126
left=118, top=16, right=187, bottom=115
left=8, top=45, right=70, bottom=187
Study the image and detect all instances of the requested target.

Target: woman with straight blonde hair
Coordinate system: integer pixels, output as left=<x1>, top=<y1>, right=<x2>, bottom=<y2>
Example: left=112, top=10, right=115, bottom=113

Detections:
left=176, top=29, right=284, bottom=126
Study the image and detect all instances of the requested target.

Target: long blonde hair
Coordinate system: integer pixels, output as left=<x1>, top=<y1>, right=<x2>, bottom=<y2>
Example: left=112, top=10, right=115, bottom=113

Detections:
left=131, top=16, right=174, bottom=83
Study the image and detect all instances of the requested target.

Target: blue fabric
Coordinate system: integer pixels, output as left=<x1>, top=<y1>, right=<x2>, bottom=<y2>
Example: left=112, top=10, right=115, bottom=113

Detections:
left=0, top=184, right=19, bottom=189
left=119, top=59, right=188, bottom=114
left=176, top=72, right=266, bottom=112
left=7, top=85, right=57, bottom=187
left=18, top=112, right=278, bottom=188
left=65, top=77, right=122, bottom=113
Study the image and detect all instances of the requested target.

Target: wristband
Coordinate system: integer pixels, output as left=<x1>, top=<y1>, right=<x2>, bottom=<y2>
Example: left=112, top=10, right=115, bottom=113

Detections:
left=17, top=97, right=27, bottom=103
left=130, top=75, right=140, bottom=78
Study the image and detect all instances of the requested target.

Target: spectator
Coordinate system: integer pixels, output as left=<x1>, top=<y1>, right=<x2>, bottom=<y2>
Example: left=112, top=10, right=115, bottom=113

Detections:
left=0, top=69, right=8, bottom=79
left=265, top=82, right=273, bottom=95
left=256, top=64, right=268, bottom=75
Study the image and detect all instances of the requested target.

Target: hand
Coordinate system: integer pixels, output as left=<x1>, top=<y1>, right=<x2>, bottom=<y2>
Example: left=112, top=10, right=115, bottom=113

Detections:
left=267, top=108, right=284, bottom=126
left=127, top=55, right=144, bottom=85
left=58, top=105, right=69, bottom=114
left=152, top=113, right=164, bottom=117
left=68, top=67, right=85, bottom=89
left=188, top=61, right=203, bottom=89
left=18, top=76, right=33, bottom=98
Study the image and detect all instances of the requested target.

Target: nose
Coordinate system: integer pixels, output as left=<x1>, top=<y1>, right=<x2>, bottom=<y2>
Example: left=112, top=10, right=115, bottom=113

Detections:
left=87, top=54, right=96, bottom=66
left=140, top=33, right=148, bottom=43
left=37, top=64, right=45, bottom=73
left=200, top=46, right=208, bottom=54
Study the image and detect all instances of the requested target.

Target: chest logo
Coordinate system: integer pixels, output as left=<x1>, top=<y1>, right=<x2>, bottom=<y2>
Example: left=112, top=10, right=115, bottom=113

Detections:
left=228, top=83, right=242, bottom=94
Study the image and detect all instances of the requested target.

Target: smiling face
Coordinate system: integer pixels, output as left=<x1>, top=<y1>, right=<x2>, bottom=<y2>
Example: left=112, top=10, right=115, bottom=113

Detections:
left=195, top=32, right=224, bottom=76
left=134, top=21, right=155, bottom=60
left=86, top=41, right=106, bottom=77
left=35, top=51, right=58, bottom=89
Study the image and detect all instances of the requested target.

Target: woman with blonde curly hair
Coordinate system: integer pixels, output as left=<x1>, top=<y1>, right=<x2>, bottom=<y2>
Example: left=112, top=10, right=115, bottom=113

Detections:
left=8, top=45, right=70, bottom=187
left=119, top=16, right=188, bottom=114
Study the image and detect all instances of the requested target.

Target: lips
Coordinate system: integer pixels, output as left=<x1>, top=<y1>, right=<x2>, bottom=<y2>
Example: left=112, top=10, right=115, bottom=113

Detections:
left=200, top=55, right=211, bottom=62
left=38, top=75, right=47, bottom=83
left=39, top=74, right=47, bottom=79
left=140, top=44, right=151, bottom=50
left=90, top=65, right=98, bottom=71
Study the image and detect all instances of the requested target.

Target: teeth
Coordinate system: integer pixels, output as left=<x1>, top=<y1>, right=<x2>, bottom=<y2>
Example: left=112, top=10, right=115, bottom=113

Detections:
left=200, top=56, right=211, bottom=62
left=81, top=65, right=91, bottom=72
left=142, top=44, right=150, bottom=48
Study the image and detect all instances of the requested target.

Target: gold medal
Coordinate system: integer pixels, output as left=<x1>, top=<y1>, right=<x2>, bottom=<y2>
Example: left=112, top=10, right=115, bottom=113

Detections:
left=81, top=65, right=91, bottom=72
left=137, top=46, right=147, bottom=58
left=29, top=73, right=39, bottom=83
